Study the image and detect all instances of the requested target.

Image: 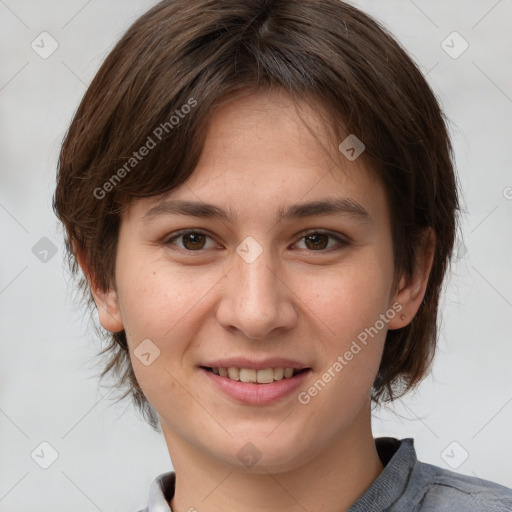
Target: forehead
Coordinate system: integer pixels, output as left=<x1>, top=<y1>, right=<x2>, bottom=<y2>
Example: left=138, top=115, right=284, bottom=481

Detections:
left=125, top=88, right=387, bottom=224
left=195, top=88, right=346, bottom=182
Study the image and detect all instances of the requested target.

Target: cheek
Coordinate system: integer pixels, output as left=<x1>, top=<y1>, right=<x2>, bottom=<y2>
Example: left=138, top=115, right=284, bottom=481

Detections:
left=116, top=256, right=215, bottom=341
left=303, top=257, right=392, bottom=343
left=296, top=253, right=392, bottom=403
left=117, top=262, right=209, bottom=412
left=115, top=257, right=222, bottom=397
left=296, top=266, right=390, bottom=421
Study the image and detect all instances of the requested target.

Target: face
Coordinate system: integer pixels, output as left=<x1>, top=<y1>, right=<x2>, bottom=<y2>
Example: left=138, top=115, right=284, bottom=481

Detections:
left=97, top=88, right=406, bottom=472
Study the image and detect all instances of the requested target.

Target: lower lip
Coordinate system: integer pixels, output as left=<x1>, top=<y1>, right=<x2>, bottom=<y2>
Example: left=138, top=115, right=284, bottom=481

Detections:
left=200, top=368, right=312, bottom=405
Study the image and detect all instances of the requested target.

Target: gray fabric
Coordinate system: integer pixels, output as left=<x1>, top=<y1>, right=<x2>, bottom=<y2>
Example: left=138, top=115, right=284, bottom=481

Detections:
left=136, top=437, right=512, bottom=511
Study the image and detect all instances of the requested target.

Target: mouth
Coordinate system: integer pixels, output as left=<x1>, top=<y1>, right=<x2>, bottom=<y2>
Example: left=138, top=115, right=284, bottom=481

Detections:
left=200, top=366, right=311, bottom=384
left=199, top=364, right=313, bottom=404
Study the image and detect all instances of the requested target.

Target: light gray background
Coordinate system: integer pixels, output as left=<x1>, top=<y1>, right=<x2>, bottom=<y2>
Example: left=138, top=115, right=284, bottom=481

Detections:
left=1, top=0, right=511, bottom=510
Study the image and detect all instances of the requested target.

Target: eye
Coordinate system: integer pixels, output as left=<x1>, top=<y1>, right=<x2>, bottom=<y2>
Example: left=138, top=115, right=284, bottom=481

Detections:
left=163, top=229, right=349, bottom=254
left=164, top=230, right=219, bottom=252
left=294, top=230, right=349, bottom=252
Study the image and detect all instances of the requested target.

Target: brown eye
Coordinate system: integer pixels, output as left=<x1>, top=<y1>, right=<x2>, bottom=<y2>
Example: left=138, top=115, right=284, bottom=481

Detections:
left=304, top=233, right=329, bottom=250
left=165, top=230, right=217, bottom=251
left=181, top=233, right=207, bottom=250
left=295, top=230, right=349, bottom=252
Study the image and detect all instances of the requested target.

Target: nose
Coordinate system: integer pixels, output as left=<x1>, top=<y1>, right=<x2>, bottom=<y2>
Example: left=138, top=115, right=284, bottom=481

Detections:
left=216, top=245, right=298, bottom=340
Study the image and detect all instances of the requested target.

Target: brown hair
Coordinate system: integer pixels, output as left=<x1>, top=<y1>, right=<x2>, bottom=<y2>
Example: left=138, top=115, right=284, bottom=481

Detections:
left=53, top=0, right=459, bottom=431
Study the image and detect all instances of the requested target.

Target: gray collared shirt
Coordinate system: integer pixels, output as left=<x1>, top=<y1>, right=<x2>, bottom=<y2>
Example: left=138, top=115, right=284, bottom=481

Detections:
left=136, top=437, right=512, bottom=511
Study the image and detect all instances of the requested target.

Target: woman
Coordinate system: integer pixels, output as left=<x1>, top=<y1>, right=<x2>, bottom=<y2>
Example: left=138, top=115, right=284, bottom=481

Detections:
left=53, top=1, right=512, bottom=510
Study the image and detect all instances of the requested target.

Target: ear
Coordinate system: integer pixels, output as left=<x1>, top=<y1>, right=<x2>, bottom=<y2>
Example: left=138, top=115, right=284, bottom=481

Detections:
left=74, top=244, right=124, bottom=333
left=388, top=228, right=436, bottom=330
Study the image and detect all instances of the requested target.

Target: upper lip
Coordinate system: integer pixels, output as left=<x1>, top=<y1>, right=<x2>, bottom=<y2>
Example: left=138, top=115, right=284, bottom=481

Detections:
left=200, top=358, right=311, bottom=370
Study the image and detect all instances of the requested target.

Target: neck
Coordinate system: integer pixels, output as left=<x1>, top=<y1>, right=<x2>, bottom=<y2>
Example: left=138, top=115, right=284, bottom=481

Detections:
left=164, top=403, right=384, bottom=512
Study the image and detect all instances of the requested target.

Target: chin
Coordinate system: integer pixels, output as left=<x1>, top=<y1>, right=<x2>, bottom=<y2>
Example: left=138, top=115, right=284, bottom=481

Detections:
left=217, top=436, right=313, bottom=474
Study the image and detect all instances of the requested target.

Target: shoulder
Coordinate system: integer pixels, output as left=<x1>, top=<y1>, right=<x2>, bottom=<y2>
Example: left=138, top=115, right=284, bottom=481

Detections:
left=407, top=460, right=512, bottom=512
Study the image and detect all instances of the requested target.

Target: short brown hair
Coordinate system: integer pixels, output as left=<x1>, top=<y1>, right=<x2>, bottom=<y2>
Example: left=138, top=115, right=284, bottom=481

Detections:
left=53, top=0, right=459, bottom=431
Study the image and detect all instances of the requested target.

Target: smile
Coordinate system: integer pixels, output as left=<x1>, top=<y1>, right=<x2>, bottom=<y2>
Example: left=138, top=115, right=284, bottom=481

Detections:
left=200, top=366, right=312, bottom=405
left=202, top=366, right=308, bottom=384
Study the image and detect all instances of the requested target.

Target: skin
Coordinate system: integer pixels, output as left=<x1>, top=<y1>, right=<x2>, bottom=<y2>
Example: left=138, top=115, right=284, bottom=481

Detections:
left=81, top=88, right=434, bottom=512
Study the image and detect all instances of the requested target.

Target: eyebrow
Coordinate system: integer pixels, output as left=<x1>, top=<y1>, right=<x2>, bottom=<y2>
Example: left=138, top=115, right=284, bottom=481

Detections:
left=141, top=197, right=370, bottom=224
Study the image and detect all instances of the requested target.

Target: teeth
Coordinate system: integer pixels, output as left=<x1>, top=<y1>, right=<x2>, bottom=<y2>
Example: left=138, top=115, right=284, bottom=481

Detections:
left=227, top=367, right=239, bottom=380
left=239, top=368, right=256, bottom=383
left=273, top=367, right=284, bottom=380
left=211, top=366, right=303, bottom=383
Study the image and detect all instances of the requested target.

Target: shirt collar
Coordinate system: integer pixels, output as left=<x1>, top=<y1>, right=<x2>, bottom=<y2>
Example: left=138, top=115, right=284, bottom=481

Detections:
left=146, top=471, right=175, bottom=512
left=348, top=437, right=417, bottom=511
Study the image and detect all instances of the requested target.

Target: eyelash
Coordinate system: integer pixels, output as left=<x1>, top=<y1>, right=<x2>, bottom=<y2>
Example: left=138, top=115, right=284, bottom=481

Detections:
left=163, top=229, right=349, bottom=255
